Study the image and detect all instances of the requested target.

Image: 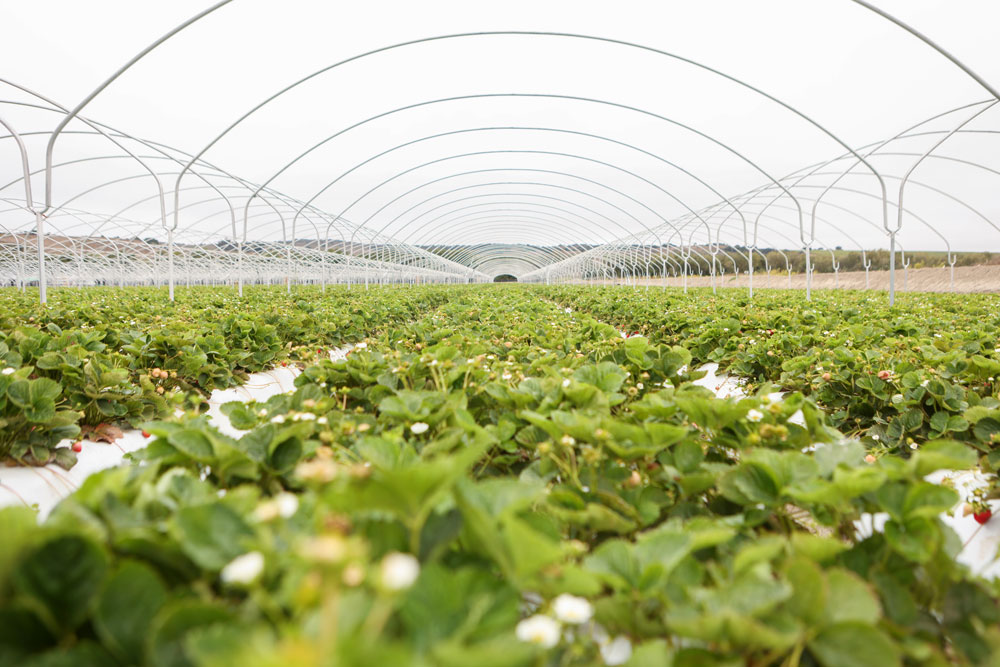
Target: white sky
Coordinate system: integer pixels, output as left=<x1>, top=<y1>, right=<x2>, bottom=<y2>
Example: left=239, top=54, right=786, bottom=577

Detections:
left=2, top=0, right=1000, bottom=255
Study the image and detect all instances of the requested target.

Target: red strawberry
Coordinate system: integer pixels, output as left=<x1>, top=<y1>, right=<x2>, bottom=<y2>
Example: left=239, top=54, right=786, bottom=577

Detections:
left=142, top=430, right=151, bottom=438
left=281, top=361, right=288, bottom=367
left=974, top=509, right=992, bottom=525
left=72, top=441, right=83, bottom=453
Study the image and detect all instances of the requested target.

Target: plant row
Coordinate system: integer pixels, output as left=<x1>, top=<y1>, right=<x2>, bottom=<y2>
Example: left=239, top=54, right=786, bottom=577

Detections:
left=540, top=286, right=1000, bottom=471
left=0, top=286, right=453, bottom=467
left=1, top=287, right=998, bottom=666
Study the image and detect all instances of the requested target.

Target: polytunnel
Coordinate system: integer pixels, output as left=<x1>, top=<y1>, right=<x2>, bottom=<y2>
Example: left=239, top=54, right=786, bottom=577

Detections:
left=8, top=5, right=1000, bottom=666
left=2, top=0, right=1000, bottom=305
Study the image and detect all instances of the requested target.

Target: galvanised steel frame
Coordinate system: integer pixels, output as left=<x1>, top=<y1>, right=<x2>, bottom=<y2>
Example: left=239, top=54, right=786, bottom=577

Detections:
left=2, top=2, right=999, bottom=302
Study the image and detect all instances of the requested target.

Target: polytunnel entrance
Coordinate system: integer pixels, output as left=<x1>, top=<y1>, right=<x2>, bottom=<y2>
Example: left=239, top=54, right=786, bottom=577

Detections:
left=493, top=274, right=518, bottom=282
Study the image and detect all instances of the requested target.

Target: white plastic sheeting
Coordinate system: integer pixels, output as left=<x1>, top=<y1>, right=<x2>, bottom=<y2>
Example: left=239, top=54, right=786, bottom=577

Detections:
left=0, top=345, right=354, bottom=519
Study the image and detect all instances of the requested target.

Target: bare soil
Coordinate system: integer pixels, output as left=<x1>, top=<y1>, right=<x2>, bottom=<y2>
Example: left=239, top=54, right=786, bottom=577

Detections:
left=621, top=265, right=1000, bottom=294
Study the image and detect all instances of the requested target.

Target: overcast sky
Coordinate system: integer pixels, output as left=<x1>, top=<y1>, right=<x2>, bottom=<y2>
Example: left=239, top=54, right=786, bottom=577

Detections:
left=2, top=0, right=999, bottom=255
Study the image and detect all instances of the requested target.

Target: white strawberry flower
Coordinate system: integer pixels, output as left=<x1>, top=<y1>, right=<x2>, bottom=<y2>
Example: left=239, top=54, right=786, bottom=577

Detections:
left=274, top=492, right=299, bottom=517
left=600, top=636, right=633, bottom=665
left=746, top=409, right=764, bottom=422
left=562, top=378, right=571, bottom=388
left=355, top=342, right=368, bottom=349
left=380, top=552, right=420, bottom=590
left=1, top=367, right=15, bottom=376
left=220, top=551, right=265, bottom=586
left=515, top=614, right=561, bottom=648
left=254, top=492, right=298, bottom=521
left=552, top=593, right=592, bottom=624
left=410, top=422, right=429, bottom=435
left=270, top=414, right=286, bottom=424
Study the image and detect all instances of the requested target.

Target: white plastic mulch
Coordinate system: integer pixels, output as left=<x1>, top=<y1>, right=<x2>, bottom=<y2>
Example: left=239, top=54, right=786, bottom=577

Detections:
left=2, top=341, right=998, bottom=578
left=0, top=345, right=354, bottom=519
left=694, top=360, right=1000, bottom=578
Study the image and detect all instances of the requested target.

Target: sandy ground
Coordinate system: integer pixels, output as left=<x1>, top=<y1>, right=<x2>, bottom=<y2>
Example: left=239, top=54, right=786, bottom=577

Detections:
left=614, top=264, right=1000, bottom=293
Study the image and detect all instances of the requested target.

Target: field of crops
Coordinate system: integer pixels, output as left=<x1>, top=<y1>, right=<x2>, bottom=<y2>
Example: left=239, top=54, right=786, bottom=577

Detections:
left=2, top=285, right=1000, bottom=666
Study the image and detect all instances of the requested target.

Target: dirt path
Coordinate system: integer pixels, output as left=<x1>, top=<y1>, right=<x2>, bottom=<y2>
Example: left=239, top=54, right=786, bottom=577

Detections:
left=619, top=264, right=1000, bottom=293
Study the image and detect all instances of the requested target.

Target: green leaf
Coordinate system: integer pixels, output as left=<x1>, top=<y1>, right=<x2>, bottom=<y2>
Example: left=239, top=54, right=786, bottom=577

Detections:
left=0, top=506, right=43, bottom=583
left=783, top=557, right=827, bottom=626
left=573, top=361, right=627, bottom=393
left=973, top=417, right=1000, bottom=442
left=219, top=402, right=258, bottom=431
left=718, top=462, right=780, bottom=505
left=585, top=539, right=640, bottom=590
left=19, top=641, right=117, bottom=667
left=673, top=440, right=704, bottom=473
left=884, top=517, right=939, bottom=563
left=914, top=440, right=977, bottom=475
left=170, top=503, right=255, bottom=570
left=902, top=483, right=958, bottom=520
left=825, top=569, right=881, bottom=624
left=789, top=533, right=847, bottom=562
left=814, top=440, right=866, bottom=477
left=733, top=536, right=785, bottom=573
left=808, top=622, right=900, bottom=667
left=94, top=560, right=168, bottom=664
left=832, top=466, right=886, bottom=498
left=871, top=570, right=917, bottom=626
left=399, top=563, right=519, bottom=651
left=929, top=411, right=949, bottom=433
left=167, top=429, right=215, bottom=462
left=634, top=527, right=693, bottom=580
left=7, top=378, right=62, bottom=423
left=11, top=535, right=108, bottom=634
left=149, top=601, right=232, bottom=667
left=626, top=639, right=673, bottom=667
left=501, top=514, right=566, bottom=581
left=0, top=606, right=55, bottom=662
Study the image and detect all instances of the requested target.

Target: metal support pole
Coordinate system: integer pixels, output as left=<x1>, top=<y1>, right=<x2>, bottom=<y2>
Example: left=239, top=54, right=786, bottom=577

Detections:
left=167, top=228, right=176, bottom=301
left=35, top=211, right=47, bottom=304
left=888, top=234, right=897, bottom=306
left=804, top=246, right=812, bottom=301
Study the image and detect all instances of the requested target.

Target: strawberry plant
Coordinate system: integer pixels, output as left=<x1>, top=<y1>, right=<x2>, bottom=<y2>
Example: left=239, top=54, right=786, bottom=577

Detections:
left=2, top=285, right=1000, bottom=666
